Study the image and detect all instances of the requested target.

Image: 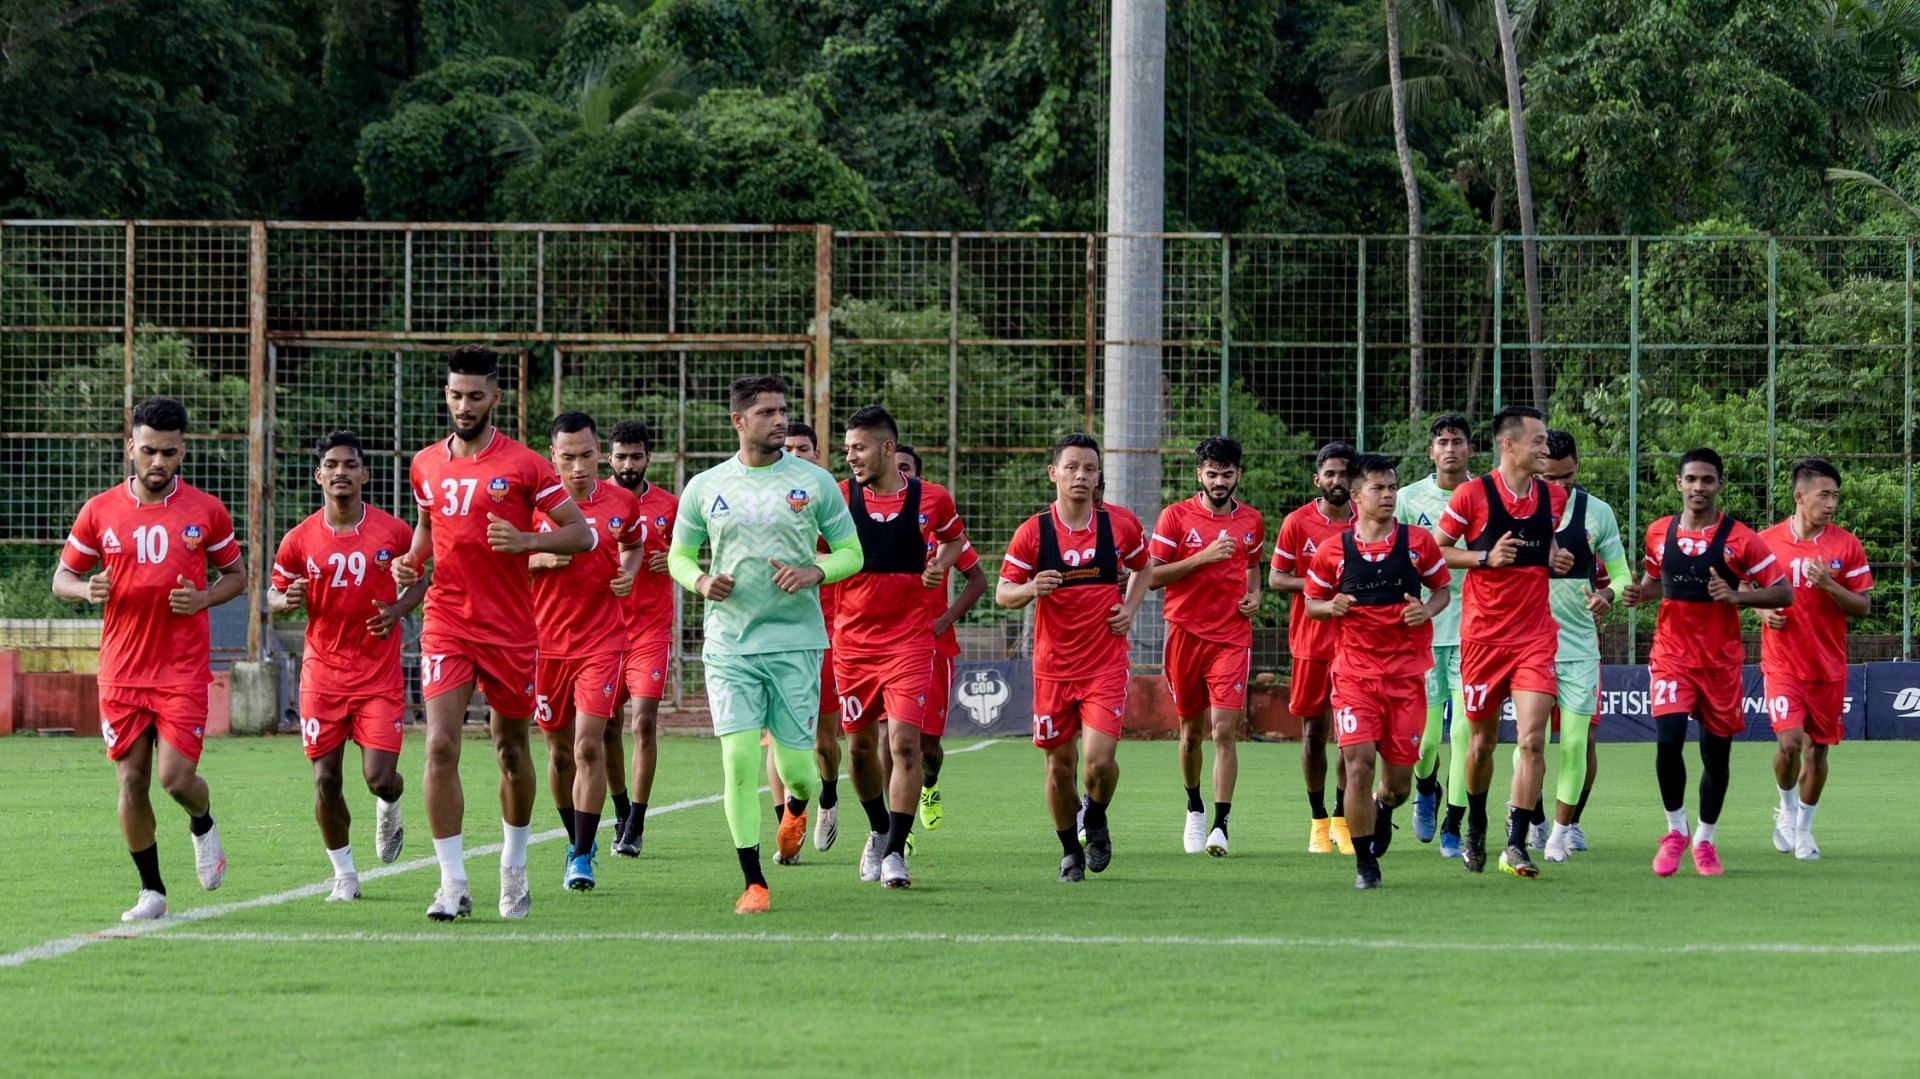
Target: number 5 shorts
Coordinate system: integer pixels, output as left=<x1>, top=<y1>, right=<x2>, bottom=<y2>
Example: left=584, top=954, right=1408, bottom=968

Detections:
left=703, top=648, right=822, bottom=752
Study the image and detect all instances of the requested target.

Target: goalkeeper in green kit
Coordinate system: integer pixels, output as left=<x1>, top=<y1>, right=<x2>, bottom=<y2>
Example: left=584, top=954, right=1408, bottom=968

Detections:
left=668, top=375, right=863, bottom=914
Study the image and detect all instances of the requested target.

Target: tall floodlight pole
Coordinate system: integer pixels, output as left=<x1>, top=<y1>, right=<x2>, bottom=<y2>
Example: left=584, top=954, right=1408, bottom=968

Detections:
left=1103, top=0, right=1165, bottom=659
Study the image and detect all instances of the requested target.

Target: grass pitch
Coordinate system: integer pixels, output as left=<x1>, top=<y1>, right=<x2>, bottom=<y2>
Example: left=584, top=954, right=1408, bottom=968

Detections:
left=3, top=734, right=1916, bottom=1076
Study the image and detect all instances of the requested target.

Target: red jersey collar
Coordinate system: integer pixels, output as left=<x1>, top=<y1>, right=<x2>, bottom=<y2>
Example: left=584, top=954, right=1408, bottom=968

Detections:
left=442, top=427, right=500, bottom=461
left=1785, top=517, right=1826, bottom=543
left=1189, top=492, right=1242, bottom=517
left=1049, top=501, right=1098, bottom=532
left=324, top=503, right=369, bottom=536
left=1494, top=471, right=1537, bottom=502
left=1305, top=498, right=1347, bottom=524
left=124, top=476, right=180, bottom=506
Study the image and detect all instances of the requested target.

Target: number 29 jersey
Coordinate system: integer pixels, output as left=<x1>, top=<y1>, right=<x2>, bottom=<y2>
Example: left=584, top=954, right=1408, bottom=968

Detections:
left=272, top=504, right=415, bottom=695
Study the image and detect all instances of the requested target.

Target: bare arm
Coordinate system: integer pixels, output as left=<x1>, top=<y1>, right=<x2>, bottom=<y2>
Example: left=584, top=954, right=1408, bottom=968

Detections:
left=934, top=562, right=988, bottom=637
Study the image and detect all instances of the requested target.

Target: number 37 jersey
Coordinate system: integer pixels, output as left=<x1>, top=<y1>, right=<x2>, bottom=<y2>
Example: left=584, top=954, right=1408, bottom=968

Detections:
left=272, top=505, right=416, bottom=695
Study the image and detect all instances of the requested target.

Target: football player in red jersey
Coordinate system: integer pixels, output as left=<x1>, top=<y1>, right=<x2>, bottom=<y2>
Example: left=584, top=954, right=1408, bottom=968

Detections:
left=1268, top=442, right=1356, bottom=854
left=897, top=444, right=988, bottom=834
left=529, top=413, right=644, bottom=892
left=394, top=346, right=594, bottom=922
left=1304, top=454, right=1451, bottom=888
left=1149, top=437, right=1264, bottom=857
left=269, top=431, right=424, bottom=902
left=1433, top=406, right=1575, bottom=879
left=1758, top=458, right=1872, bottom=861
left=998, top=433, right=1152, bottom=882
left=835, top=406, right=968, bottom=887
left=607, top=419, right=678, bottom=858
left=1623, top=448, right=1791, bottom=878
left=53, top=396, right=248, bottom=921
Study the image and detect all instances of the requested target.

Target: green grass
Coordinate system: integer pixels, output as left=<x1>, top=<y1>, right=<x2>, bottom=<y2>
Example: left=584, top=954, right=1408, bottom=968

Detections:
left=2, top=734, right=1916, bottom=1076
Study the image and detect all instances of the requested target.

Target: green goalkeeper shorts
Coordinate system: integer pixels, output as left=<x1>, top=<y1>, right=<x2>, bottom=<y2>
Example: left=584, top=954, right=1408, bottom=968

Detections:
left=703, top=648, right=822, bottom=751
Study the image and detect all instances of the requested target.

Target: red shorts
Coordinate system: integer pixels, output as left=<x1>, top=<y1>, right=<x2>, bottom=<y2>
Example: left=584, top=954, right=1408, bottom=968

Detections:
left=534, top=652, right=624, bottom=732
left=620, top=640, right=671, bottom=704
left=1165, top=626, right=1250, bottom=714
left=1331, top=675, right=1426, bottom=766
left=836, top=648, right=932, bottom=733
left=99, top=684, right=209, bottom=763
left=819, top=647, right=840, bottom=720
left=1459, top=637, right=1557, bottom=723
left=1765, top=671, right=1846, bottom=746
left=298, top=683, right=404, bottom=760
left=923, top=651, right=956, bottom=738
left=419, top=632, right=538, bottom=719
left=1032, top=667, right=1129, bottom=749
left=1649, top=663, right=1743, bottom=739
left=1288, top=656, right=1333, bottom=718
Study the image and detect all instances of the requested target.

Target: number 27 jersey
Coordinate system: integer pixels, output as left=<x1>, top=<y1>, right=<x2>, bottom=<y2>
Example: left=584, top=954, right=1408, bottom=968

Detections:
left=271, top=504, right=415, bottom=695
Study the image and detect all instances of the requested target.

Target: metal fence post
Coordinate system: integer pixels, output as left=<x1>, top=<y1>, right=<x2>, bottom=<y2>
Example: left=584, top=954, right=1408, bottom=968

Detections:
left=1492, top=236, right=1504, bottom=413
left=246, top=221, right=268, bottom=662
left=948, top=233, right=961, bottom=485
left=1355, top=237, right=1366, bottom=449
left=1628, top=237, right=1641, bottom=662
left=1219, top=235, right=1231, bottom=436
left=123, top=223, right=134, bottom=434
left=1766, top=237, right=1778, bottom=507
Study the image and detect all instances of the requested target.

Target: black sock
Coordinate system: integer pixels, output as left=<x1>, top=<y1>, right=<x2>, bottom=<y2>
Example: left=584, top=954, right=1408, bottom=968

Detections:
left=1505, top=804, right=1529, bottom=850
left=786, top=795, right=808, bottom=819
left=572, top=811, right=600, bottom=852
left=737, top=845, right=767, bottom=889
left=1212, top=802, right=1231, bottom=836
left=1467, top=791, right=1488, bottom=833
left=1374, top=799, right=1395, bottom=856
left=1572, top=786, right=1591, bottom=824
left=1057, top=828, right=1082, bottom=859
left=1698, top=732, right=1732, bottom=825
left=1308, top=789, right=1327, bottom=819
left=1353, top=833, right=1374, bottom=859
left=885, top=810, right=914, bottom=856
left=1442, top=804, right=1465, bottom=836
left=1186, top=785, right=1204, bottom=814
left=1333, top=786, right=1346, bottom=817
left=1416, top=771, right=1440, bottom=797
left=188, top=809, right=214, bottom=838
left=131, top=844, right=165, bottom=894
left=1084, top=795, right=1109, bottom=833
left=1532, top=789, right=1548, bottom=827
left=1655, top=713, right=1690, bottom=812
left=611, top=791, right=631, bottom=823
left=923, top=759, right=941, bottom=787
left=774, top=802, right=786, bottom=823
left=557, top=807, right=576, bottom=846
left=624, top=803, right=648, bottom=839
left=819, top=776, right=839, bottom=810
left=861, top=796, right=889, bottom=835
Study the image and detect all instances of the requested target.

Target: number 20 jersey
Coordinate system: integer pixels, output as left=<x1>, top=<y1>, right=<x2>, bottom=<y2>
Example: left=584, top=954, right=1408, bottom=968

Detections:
left=271, top=504, right=416, bottom=695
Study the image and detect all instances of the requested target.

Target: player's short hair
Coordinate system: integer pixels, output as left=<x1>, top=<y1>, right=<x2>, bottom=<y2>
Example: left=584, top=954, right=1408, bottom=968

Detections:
left=314, top=430, right=364, bottom=462
left=845, top=404, right=899, bottom=443
left=1053, top=432, right=1101, bottom=463
left=608, top=419, right=651, bottom=451
left=447, top=344, right=499, bottom=379
left=1314, top=441, right=1356, bottom=472
left=1491, top=405, right=1544, bottom=443
left=729, top=374, right=789, bottom=413
left=550, top=411, right=597, bottom=440
left=1790, top=457, right=1842, bottom=487
left=1429, top=413, right=1471, bottom=443
left=1678, top=447, right=1724, bottom=477
left=897, top=443, right=923, bottom=475
left=1350, top=453, right=1397, bottom=484
left=785, top=421, right=818, bottom=448
left=1545, top=429, right=1578, bottom=462
left=130, top=395, right=188, bottom=434
left=1196, top=436, right=1242, bottom=469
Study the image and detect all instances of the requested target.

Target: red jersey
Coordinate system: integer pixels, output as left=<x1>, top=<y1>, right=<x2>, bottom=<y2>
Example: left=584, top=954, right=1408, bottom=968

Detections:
left=271, top=504, right=414, bottom=695
left=834, top=479, right=965, bottom=656
left=1437, top=472, right=1569, bottom=646
left=1643, top=513, right=1785, bottom=669
left=618, top=480, right=679, bottom=647
left=1271, top=500, right=1353, bottom=660
left=409, top=429, right=572, bottom=648
left=1304, top=525, right=1450, bottom=680
left=1150, top=495, right=1266, bottom=646
left=1758, top=519, right=1870, bottom=679
left=531, top=481, right=643, bottom=658
left=1000, top=503, right=1150, bottom=681
left=61, top=478, right=242, bottom=692
left=929, top=539, right=981, bottom=659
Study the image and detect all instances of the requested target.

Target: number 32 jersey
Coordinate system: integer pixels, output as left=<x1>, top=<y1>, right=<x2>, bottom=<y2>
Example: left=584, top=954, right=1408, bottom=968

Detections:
left=272, top=505, right=415, bottom=696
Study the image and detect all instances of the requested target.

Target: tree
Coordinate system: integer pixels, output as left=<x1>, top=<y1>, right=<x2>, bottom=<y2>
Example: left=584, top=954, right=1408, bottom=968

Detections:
left=1383, top=0, right=1426, bottom=419
left=1490, top=0, right=1546, bottom=409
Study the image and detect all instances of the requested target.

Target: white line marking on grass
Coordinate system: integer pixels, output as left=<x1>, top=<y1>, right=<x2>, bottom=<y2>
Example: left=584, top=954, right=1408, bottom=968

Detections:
left=0, top=738, right=1004, bottom=970
left=126, top=929, right=1920, bottom=957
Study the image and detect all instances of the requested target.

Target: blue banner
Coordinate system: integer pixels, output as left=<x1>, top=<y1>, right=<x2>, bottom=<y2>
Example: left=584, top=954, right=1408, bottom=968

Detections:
left=948, top=659, right=1034, bottom=737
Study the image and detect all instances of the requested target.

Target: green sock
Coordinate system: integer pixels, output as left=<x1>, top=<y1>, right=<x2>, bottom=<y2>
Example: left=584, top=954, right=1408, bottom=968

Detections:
left=769, top=738, right=819, bottom=805
left=719, top=730, right=762, bottom=849
left=1446, top=693, right=1470, bottom=811
left=1413, top=702, right=1445, bottom=782
left=1556, top=713, right=1591, bottom=810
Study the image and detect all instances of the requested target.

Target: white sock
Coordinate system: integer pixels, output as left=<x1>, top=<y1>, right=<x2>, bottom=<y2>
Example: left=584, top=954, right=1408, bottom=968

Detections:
left=1665, top=808, right=1688, bottom=834
left=1548, top=821, right=1570, bottom=839
left=1796, top=802, right=1819, bottom=834
left=377, top=796, right=400, bottom=817
left=326, top=845, right=355, bottom=877
left=433, top=834, right=467, bottom=886
left=1778, top=786, right=1800, bottom=815
left=502, top=822, right=530, bottom=869
left=1694, top=820, right=1716, bottom=844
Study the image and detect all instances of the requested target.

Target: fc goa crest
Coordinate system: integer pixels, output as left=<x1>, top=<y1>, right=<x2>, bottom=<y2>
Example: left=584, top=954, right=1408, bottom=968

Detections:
left=786, top=488, right=810, bottom=513
left=488, top=477, right=510, bottom=503
left=181, top=525, right=203, bottom=551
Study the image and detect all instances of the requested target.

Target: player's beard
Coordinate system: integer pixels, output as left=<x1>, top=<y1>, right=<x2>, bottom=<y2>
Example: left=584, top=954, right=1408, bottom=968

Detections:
left=1205, top=481, right=1237, bottom=511
left=139, top=468, right=174, bottom=494
left=612, top=468, right=644, bottom=491
left=1322, top=484, right=1351, bottom=507
left=452, top=405, right=492, bottom=442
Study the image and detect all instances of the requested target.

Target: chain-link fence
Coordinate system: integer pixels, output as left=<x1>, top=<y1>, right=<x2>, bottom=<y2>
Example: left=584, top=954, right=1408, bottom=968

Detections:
left=3, top=223, right=1913, bottom=711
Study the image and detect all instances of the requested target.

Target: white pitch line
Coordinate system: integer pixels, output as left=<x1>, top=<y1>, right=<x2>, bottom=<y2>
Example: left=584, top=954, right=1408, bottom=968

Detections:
left=0, top=738, right=1004, bottom=970
left=116, top=929, right=1920, bottom=958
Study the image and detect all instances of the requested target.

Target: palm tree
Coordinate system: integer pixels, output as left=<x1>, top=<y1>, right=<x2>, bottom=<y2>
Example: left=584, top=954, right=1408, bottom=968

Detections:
left=1490, top=0, right=1546, bottom=410
left=1384, top=0, right=1426, bottom=419
left=1826, top=166, right=1920, bottom=222
left=1823, top=0, right=1920, bottom=152
left=493, top=56, right=695, bottom=164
